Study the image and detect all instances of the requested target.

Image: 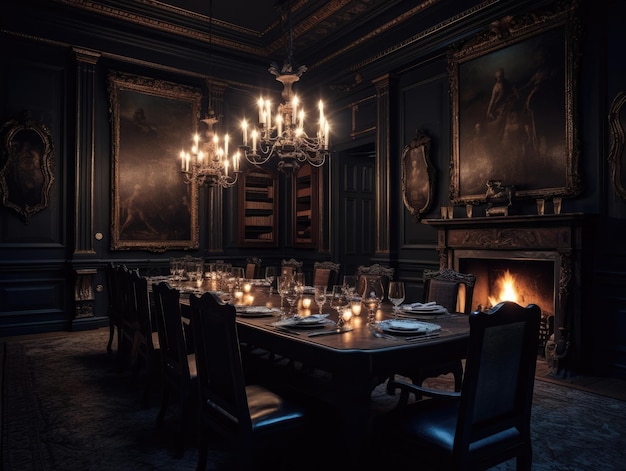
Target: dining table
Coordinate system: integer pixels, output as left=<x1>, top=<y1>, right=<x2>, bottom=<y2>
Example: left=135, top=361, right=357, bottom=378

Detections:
left=151, top=275, right=470, bottom=456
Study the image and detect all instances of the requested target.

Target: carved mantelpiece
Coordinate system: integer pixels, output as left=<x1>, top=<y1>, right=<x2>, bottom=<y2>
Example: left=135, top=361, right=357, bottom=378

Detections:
left=424, top=213, right=589, bottom=375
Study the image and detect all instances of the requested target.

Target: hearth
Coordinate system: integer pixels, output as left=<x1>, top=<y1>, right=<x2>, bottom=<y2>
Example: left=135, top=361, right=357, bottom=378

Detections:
left=424, top=213, right=590, bottom=375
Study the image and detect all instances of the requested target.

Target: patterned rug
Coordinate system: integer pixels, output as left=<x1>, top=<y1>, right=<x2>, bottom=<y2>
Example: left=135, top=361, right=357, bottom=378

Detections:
left=2, top=328, right=626, bottom=470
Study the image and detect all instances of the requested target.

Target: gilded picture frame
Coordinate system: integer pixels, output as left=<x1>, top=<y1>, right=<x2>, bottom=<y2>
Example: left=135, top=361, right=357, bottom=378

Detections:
left=448, top=0, right=582, bottom=204
left=0, top=113, right=55, bottom=224
left=108, top=72, right=201, bottom=251
left=401, top=129, right=434, bottom=221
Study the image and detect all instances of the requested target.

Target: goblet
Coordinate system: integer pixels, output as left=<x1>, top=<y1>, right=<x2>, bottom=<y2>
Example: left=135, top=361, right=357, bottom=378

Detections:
left=388, top=281, right=406, bottom=318
left=330, top=285, right=349, bottom=327
left=264, top=266, right=277, bottom=295
left=313, top=286, right=327, bottom=315
left=361, top=275, right=384, bottom=324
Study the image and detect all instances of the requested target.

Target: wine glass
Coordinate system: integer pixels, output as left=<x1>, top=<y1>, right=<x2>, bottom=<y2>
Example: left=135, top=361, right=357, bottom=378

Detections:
left=284, top=279, right=299, bottom=318
left=361, top=275, right=384, bottom=324
left=264, top=266, right=277, bottom=295
left=276, top=275, right=290, bottom=319
left=330, top=285, right=349, bottom=327
left=313, top=285, right=327, bottom=315
left=388, top=281, right=406, bottom=318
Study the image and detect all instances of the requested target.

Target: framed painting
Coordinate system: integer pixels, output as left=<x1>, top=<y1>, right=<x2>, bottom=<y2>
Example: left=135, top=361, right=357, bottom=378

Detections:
left=448, top=0, right=582, bottom=204
left=608, top=91, right=626, bottom=199
left=401, top=129, right=434, bottom=221
left=0, top=112, right=55, bottom=224
left=108, top=72, right=201, bottom=251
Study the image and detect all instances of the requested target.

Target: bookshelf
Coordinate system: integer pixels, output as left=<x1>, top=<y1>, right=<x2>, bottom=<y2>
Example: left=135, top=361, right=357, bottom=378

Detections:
left=238, top=168, right=278, bottom=246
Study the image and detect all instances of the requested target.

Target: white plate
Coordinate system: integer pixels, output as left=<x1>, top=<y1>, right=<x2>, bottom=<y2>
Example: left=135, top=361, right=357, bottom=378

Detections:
left=272, top=314, right=330, bottom=328
left=236, top=306, right=278, bottom=317
left=399, top=305, right=447, bottom=315
left=379, top=319, right=441, bottom=335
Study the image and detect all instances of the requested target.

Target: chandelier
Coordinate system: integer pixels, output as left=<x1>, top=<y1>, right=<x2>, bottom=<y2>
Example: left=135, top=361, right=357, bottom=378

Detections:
left=179, top=0, right=240, bottom=188
left=239, top=1, right=330, bottom=173
left=180, top=109, right=240, bottom=188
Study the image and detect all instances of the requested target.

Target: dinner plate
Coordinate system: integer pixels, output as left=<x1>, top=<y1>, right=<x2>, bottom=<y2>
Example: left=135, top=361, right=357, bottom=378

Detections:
left=272, top=314, right=331, bottom=328
left=236, top=306, right=278, bottom=317
left=398, top=305, right=447, bottom=315
left=379, top=319, right=441, bottom=335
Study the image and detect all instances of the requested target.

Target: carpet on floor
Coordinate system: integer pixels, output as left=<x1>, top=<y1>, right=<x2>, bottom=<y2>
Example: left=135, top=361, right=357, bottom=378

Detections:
left=2, top=328, right=626, bottom=471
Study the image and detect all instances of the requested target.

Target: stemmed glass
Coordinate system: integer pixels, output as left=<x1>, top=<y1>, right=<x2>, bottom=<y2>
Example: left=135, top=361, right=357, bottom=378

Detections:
left=264, top=266, right=277, bottom=295
left=388, top=281, right=406, bottom=318
left=342, top=275, right=357, bottom=298
left=284, top=278, right=299, bottom=318
left=361, top=275, right=384, bottom=324
left=277, top=275, right=290, bottom=319
left=313, top=286, right=327, bottom=315
left=330, top=285, right=350, bottom=327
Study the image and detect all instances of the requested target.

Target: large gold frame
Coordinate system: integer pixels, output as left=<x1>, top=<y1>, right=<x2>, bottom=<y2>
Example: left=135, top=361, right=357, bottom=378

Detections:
left=108, top=72, right=201, bottom=251
left=448, top=0, right=582, bottom=204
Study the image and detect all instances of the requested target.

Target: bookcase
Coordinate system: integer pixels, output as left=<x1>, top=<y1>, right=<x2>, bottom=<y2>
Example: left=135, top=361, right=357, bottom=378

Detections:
left=293, top=163, right=318, bottom=247
left=238, top=168, right=278, bottom=246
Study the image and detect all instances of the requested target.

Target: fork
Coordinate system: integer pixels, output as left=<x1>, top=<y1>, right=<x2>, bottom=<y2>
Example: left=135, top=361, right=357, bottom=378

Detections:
left=369, top=323, right=399, bottom=340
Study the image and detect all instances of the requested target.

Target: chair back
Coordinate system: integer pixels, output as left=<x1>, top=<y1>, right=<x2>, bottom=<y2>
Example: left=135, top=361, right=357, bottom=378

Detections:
left=245, top=257, right=262, bottom=279
left=423, top=267, right=476, bottom=314
left=456, top=301, right=541, bottom=461
left=129, top=271, right=156, bottom=349
left=356, top=264, right=394, bottom=296
left=281, top=258, right=303, bottom=277
left=152, top=282, right=191, bottom=384
left=189, top=292, right=253, bottom=438
left=312, top=261, right=341, bottom=289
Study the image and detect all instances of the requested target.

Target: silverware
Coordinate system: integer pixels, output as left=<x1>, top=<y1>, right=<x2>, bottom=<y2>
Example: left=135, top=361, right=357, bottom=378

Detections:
left=307, top=328, right=352, bottom=337
left=404, top=332, right=441, bottom=342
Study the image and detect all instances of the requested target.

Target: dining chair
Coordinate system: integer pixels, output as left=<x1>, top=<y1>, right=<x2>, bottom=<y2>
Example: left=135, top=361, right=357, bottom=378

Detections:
left=151, top=281, right=197, bottom=458
left=356, top=263, right=395, bottom=296
left=375, top=301, right=541, bottom=471
left=245, top=256, right=262, bottom=279
left=312, top=260, right=341, bottom=290
left=116, top=265, right=140, bottom=370
left=189, top=291, right=313, bottom=470
left=281, top=257, right=303, bottom=277
left=386, top=267, right=477, bottom=396
left=128, top=271, right=160, bottom=405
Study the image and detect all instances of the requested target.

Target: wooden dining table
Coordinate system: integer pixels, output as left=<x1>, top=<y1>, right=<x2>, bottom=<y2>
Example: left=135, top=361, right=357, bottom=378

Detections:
left=156, top=277, right=470, bottom=455
left=230, top=283, right=470, bottom=452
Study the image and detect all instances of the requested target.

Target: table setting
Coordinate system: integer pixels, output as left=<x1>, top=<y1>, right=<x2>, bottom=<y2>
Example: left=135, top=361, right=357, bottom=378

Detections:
left=393, top=301, right=453, bottom=319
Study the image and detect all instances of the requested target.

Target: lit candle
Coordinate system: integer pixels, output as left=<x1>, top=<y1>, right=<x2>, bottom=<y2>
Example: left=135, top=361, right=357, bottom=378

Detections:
left=324, top=121, right=329, bottom=149
left=252, top=129, right=257, bottom=151
left=234, top=291, right=243, bottom=304
left=351, top=300, right=362, bottom=316
left=245, top=294, right=254, bottom=305
left=242, top=120, right=248, bottom=146
left=243, top=283, right=252, bottom=293
left=233, top=151, right=240, bottom=172
left=265, top=101, right=271, bottom=133
left=224, top=134, right=229, bottom=157
left=302, top=297, right=311, bottom=309
left=299, top=109, right=304, bottom=130
left=258, top=98, right=265, bottom=123
left=224, top=159, right=229, bottom=175
left=319, top=100, right=324, bottom=124
left=276, top=115, right=283, bottom=137
left=197, top=150, right=204, bottom=163
left=342, top=308, right=353, bottom=326
left=180, top=149, right=185, bottom=170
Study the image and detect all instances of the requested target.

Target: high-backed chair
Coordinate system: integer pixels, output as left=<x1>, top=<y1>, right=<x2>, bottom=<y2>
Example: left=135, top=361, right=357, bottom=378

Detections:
left=115, top=265, right=138, bottom=369
left=281, top=258, right=303, bottom=277
left=105, top=262, right=124, bottom=355
left=128, top=271, right=160, bottom=405
left=245, top=256, right=262, bottom=279
left=189, top=291, right=311, bottom=470
left=386, top=267, right=477, bottom=396
left=151, top=281, right=197, bottom=457
left=376, top=301, right=541, bottom=471
left=312, top=260, right=341, bottom=290
left=423, top=267, right=477, bottom=315
left=356, top=263, right=395, bottom=296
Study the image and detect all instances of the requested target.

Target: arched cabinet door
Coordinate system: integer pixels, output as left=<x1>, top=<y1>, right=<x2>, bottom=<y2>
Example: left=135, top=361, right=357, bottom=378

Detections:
left=401, top=129, right=434, bottom=221
left=293, top=162, right=318, bottom=248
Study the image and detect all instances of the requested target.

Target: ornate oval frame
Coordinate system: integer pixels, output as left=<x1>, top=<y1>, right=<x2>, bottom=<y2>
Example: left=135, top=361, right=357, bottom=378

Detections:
left=401, top=129, right=434, bottom=221
left=608, top=91, right=626, bottom=199
left=0, top=113, right=55, bottom=223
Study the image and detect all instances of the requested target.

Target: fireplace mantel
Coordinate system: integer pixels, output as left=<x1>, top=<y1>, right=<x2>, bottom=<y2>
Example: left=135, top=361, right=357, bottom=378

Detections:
left=424, top=213, right=590, bottom=376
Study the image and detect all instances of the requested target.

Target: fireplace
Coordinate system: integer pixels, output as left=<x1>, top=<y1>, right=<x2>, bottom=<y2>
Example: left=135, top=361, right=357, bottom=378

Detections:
left=425, top=213, right=590, bottom=375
